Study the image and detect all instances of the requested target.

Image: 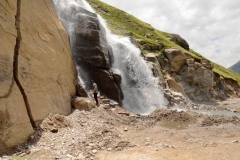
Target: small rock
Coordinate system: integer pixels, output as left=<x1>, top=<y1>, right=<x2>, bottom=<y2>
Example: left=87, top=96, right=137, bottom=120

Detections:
left=102, top=99, right=110, bottom=104
left=107, top=148, right=112, bottom=151
left=232, top=140, right=238, bottom=143
left=19, top=153, right=26, bottom=157
left=66, top=154, right=73, bottom=158
left=124, top=126, right=128, bottom=131
left=103, top=104, right=111, bottom=109
left=118, top=112, right=130, bottom=116
left=54, top=156, right=61, bottom=159
left=2, top=156, right=11, bottom=160
left=78, top=153, right=85, bottom=159
left=92, top=149, right=98, bottom=154
left=50, top=128, right=58, bottom=133
left=99, top=96, right=105, bottom=99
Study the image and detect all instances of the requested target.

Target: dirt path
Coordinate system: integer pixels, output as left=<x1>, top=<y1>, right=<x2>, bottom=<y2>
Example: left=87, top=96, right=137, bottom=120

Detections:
left=2, top=98, right=240, bottom=160
left=98, top=122, right=240, bottom=160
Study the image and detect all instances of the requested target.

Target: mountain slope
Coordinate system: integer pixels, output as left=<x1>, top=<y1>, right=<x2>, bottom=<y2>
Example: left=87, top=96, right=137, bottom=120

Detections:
left=86, top=0, right=240, bottom=85
left=229, top=60, right=240, bottom=74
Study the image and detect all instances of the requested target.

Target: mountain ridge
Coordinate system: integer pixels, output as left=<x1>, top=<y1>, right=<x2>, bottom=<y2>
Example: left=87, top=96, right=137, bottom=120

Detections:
left=229, top=60, right=240, bottom=74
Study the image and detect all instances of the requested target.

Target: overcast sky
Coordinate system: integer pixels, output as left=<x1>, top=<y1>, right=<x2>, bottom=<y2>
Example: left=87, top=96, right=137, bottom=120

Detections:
left=100, top=0, right=240, bottom=68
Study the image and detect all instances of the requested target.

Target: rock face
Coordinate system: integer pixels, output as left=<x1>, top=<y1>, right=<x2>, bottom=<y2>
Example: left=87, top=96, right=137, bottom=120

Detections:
left=157, top=49, right=215, bottom=101
left=54, top=1, right=123, bottom=104
left=156, top=48, right=239, bottom=102
left=144, top=53, right=164, bottom=86
left=0, top=0, right=77, bottom=155
left=212, top=74, right=240, bottom=100
left=163, top=49, right=192, bottom=72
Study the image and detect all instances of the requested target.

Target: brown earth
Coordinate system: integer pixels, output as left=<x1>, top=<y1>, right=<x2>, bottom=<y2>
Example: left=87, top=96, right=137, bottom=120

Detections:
left=1, top=98, right=240, bottom=160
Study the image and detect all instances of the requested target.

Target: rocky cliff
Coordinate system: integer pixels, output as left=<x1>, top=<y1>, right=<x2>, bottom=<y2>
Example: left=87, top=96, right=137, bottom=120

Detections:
left=86, top=0, right=240, bottom=105
left=53, top=0, right=124, bottom=104
left=0, top=0, right=77, bottom=154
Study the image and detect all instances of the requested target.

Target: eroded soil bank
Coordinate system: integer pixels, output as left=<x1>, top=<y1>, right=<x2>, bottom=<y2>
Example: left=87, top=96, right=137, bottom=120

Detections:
left=1, top=99, right=240, bottom=160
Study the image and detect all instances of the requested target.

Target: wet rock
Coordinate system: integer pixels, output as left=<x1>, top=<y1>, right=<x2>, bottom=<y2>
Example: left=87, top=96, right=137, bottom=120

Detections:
left=76, top=83, right=88, bottom=97
left=67, top=4, right=123, bottom=104
left=166, top=75, right=187, bottom=98
left=102, top=99, right=110, bottom=104
left=144, top=53, right=165, bottom=86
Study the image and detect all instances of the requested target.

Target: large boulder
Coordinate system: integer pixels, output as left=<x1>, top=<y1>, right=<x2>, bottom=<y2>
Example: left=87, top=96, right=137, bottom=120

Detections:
left=0, top=0, right=77, bottom=154
left=55, top=1, right=123, bottom=103
left=72, top=97, right=96, bottom=111
left=164, top=49, right=191, bottom=72
left=168, top=34, right=189, bottom=51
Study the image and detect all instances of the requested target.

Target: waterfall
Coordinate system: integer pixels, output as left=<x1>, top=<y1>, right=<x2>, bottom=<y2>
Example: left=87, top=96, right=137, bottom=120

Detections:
left=98, top=17, right=165, bottom=114
left=53, top=0, right=165, bottom=114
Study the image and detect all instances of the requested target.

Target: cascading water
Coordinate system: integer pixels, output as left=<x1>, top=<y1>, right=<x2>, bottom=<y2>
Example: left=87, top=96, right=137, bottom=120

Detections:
left=53, top=0, right=165, bottom=114
left=99, top=17, right=165, bottom=114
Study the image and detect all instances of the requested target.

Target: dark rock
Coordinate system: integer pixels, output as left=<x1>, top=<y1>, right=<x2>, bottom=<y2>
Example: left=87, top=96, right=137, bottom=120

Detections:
left=108, top=45, right=114, bottom=68
left=76, top=83, right=88, bottom=97
left=168, top=34, right=189, bottom=51
left=65, top=6, right=123, bottom=103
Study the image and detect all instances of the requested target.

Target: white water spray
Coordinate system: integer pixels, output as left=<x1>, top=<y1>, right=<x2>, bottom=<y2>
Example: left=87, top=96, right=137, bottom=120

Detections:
left=53, top=0, right=165, bottom=114
left=98, top=17, right=165, bottom=114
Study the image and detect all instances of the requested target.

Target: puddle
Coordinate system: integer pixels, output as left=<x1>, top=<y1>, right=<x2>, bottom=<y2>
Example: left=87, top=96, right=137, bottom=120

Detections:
left=193, top=110, right=240, bottom=117
left=174, top=108, right=240, bottom=117
left=159, top=121, right=193, bottom=130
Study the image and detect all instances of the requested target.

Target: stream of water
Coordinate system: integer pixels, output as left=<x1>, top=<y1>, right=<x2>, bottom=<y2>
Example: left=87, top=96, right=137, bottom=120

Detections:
left=53, top=0, right=165, bottom=114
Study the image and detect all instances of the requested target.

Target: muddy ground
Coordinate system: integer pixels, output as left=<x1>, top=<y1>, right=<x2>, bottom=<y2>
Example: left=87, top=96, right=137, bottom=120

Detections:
left=1, top=98, right=240, bottom=160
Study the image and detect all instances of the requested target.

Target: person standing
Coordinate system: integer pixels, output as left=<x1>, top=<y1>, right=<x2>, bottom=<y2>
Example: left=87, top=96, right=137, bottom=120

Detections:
left=91, top=80, right=99, bottom=106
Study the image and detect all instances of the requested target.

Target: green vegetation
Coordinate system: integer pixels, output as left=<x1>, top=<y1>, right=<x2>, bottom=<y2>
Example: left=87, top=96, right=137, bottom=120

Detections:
left=213, top=63, right=240, bottom=85
left=86, top=0, right=186, bottom=53
left=189, top=50, right=240, bottom=85
left=11, top=155, right=30, bottom=160
left=86, top=0, right=240, bottom=85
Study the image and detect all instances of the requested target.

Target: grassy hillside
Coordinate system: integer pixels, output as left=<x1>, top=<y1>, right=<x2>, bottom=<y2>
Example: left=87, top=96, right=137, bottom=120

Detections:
left=86, top=0, right=240, bottom=85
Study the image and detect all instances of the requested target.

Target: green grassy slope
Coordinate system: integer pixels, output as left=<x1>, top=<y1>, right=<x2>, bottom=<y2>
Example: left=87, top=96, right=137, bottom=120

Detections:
left=86, top=0, right=240, bottom=85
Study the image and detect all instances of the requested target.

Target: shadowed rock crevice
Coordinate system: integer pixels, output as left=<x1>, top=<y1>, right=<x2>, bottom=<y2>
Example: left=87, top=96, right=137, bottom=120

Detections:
left=13, top=0, right=37, bottom=129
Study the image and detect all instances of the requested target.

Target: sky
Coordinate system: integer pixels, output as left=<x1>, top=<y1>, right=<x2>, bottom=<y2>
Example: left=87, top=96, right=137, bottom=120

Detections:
left=100, top=0, right=240, bottom=68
